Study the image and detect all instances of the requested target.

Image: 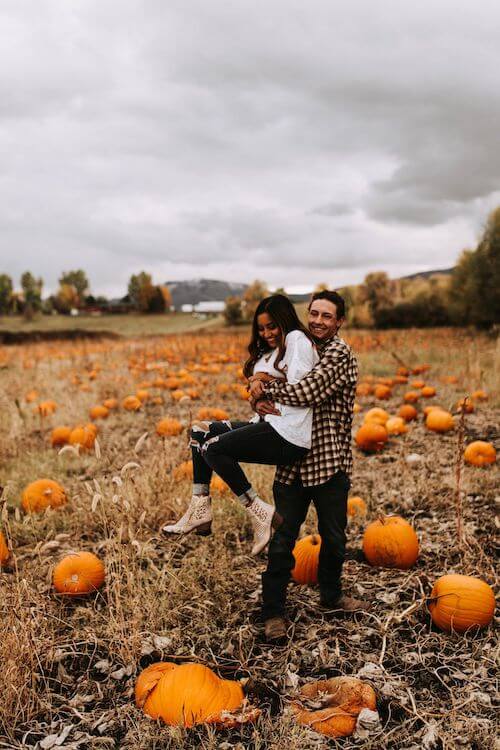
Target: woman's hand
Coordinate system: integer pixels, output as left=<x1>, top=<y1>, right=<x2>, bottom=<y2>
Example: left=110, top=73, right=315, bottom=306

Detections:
left=249, top=379, right=266, bottom=399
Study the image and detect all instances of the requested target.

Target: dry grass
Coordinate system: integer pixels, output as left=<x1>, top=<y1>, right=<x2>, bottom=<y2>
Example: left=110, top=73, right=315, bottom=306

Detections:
left=0, top=328, right=498, bottom=749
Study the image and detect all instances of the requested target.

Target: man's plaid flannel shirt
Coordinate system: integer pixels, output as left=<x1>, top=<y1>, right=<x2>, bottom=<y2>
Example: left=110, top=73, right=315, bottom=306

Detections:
left=265, top=335, right=358, bottom=487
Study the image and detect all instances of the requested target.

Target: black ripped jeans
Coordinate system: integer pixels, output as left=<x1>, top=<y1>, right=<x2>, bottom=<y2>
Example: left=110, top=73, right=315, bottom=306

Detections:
left=261, top=471, right=350, bottom=619
left=190, top=420, right=308, bottom=497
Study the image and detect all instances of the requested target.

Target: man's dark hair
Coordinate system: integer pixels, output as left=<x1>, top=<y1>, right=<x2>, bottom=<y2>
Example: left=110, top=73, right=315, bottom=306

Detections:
left=309, top=289, right=346, bottom=318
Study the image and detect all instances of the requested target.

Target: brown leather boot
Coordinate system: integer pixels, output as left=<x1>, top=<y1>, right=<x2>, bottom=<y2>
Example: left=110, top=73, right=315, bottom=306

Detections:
left=320, top=595, right=370, bottom=613
left=264, top=616, right=288, bottom=644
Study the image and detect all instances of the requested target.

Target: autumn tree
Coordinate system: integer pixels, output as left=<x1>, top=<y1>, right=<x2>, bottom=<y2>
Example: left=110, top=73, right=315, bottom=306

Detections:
left=224, top=296, right=244, bottom=325
left=358, top=272, right=395, bottom=325
left=54, top=283, right=80, bottom=314
left=0, top=274, right=13, bottom=314
left=59, top=270, right=89, bottom=306
left=128, top=272, right=155, bottom=312
left=20, top=272, right=43, bottom=318
left=449, top=207, right=500, bottom=327
left=242, top=279, right=269, bottom=321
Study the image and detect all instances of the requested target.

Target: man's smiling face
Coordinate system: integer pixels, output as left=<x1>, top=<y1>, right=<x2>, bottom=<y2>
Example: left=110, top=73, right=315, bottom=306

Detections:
left=308, top=299, right=344, bottom=341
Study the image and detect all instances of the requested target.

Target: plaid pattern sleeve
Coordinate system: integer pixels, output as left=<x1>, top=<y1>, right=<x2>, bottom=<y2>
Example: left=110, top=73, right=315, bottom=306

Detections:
left=266, top=336, right=358, bottom=487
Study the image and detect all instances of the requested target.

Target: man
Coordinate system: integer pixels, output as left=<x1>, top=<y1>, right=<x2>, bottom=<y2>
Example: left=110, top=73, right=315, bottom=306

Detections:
left=249, top=290, right=366, bottom=644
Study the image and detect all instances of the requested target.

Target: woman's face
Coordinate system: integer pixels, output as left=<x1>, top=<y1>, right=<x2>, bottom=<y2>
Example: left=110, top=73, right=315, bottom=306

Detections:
left=257, top=312, right=281, bottom=348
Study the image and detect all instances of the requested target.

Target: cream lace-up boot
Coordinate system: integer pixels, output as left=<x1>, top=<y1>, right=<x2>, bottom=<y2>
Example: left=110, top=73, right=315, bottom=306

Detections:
left=245, top=497, right=283, bottom=555
left=162, top=495, right=212, bottom=536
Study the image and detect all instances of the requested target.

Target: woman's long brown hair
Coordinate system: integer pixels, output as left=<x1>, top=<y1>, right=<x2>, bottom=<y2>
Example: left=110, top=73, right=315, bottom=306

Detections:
left=243, top=294, right=315, bottom=379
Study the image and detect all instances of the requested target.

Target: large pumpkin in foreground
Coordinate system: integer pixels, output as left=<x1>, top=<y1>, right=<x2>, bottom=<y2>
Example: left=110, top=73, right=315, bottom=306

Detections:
left=292, top=535, right=321, bottom=585
left=293, top=676, right=376, bottom=738
left=53, top=551, right=105, bottom=596
left=135, top=662, right=256, bottom=727
left=355, top=423, right=388, bottom=453
left=362, top=516, right=419, bottom=569
left=428, top=575, right=495, bottom=633
left=22, top=479, right=67, bottom=513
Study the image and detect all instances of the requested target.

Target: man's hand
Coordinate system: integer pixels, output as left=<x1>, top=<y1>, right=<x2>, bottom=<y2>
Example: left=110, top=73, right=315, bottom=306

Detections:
left=255, top=398, right=280, bottom=417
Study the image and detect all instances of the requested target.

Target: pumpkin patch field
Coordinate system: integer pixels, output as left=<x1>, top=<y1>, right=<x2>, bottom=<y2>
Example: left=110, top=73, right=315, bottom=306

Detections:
left=0, top=327, right=497, bottom=749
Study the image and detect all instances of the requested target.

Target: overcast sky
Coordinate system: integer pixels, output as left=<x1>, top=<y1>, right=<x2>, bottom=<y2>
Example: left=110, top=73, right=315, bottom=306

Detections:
left=1, top=0, right=499, bottom=297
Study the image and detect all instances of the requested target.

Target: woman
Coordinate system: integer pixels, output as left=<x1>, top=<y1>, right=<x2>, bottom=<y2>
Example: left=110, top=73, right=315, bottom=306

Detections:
left=162, top=295, right=319, bottom=554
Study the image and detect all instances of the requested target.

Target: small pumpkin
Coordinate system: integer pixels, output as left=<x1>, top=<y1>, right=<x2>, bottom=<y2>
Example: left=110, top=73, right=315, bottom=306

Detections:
left=403, top=391, right=420, bottom=403
left=210, top=475, right=231, bottom=495
left=425, top=409, right=454, bottom=433
left=156, top=417, right=183, bottom=437
left=374, top=384, right=391, bottom=400
left=421, top=386, right=436, bottom=398
left=0, top=530, right=10, bottom=566
left=456, top=397, right=474, bottom=414
left=122, top=395, right=142, bottom=411
left=356, top=383, right=373, bottom=397
left=103, top=398, right=118, bottom=410
left=428, top=574, right=495, bottom=633
left=173, top=460, right=194, bottom=481
left=410, top=379, right=425, bottom=388
left=363, top=408, right=389, bottom=426
left=89, top=405, right=109, bottom=420
left=386, top=416, right=408, bottom=435
left=293, top=676, right=377, bottom=738
left=398, top=404, right=418, bottom=422
left=136, top=389, right=150, bottom=403
left=463, top=441, right=496, bottom=467
left=37, top=400, right=57, bottom=417
left=471, top=389, right=487, bottom=401
left=134, top=662, right=254, bottom=727
left=22, top=479, right=67, bottom=513
left=53, top=551, right=105, bottom=596
left=197, top=407, right=230, bottom=421
left=363, top=515, right=419, bottom=569
left=50, top=425, right=72, bottom=447
left=355, top=423, right=388, bottom=453
left=292, top=534, right=321, bottom=584
left=347, top=496, right=367, bottom=519
left=69, top=424, right=96, bottom=451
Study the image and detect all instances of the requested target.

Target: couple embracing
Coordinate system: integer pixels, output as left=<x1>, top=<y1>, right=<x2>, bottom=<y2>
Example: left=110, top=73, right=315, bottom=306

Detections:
left=163, top=290, right=366, bottom=643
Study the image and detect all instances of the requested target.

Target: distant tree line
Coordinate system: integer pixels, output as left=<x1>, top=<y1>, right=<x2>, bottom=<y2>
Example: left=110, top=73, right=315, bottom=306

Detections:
left=0, top=270, right=173, bottom=318
left=223, top=206, right=500, bottom=330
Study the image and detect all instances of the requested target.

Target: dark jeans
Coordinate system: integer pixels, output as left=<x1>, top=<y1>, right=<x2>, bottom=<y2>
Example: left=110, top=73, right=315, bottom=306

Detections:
left=190, top=420, right=308, bottom=497
left=261, top=472, right=350, bottom=619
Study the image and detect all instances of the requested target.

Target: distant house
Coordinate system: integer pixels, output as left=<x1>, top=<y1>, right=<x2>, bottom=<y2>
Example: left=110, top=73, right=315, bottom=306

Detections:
left=181, top=301, right=225, bottom=314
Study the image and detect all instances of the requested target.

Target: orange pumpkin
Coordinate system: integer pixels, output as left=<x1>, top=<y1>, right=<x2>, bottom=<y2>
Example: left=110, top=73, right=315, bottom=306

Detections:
left=363, top=407, right=389, bottom=425
left=134, top=662, right=249, bottom=727
left=398, top=404, right=418, bottom=422
left=403, top=391, right=420, bottom=403
left=411, top=379, right=425, bottom=388
left=421, top=386, right=436, bottom=398
left=136, top=389, right=150, bottom=402
left=53, top=551, right=105, bottom=596
left=103, top=398, right=118, bottom=410
left=356, top=383, right=373, bottom=397
left=425, top=409, right=454, bottom=433
left=363, top=516, right=419, bottom=569
left=37, top=400, right=57, bottom=417
left=156, top=418, right=183, bottom=437
left=171, top=389, right=186, bottom=401
left=89, top=405, right=109, bottom=420
left=69, top=424, right=96, bottom=451
left=347, top=496, right=367, bottom=518
left=428, top=575, right=495, bottom=633
left=0, top=530, right=10, bottom=566
left=374, top=384, right=391, bottom=400
left=355, top=423, right=388, bottom=452
left=386, top=416, right=408, bottom=435
left=22, top=479, right=67, bottom=513
left=471, top=389, right=488, bottom=401
left=50, top=425, right=72, bottom=447
left=122, top=395, right=142, bottom=411
left=210, top=475, right=231, bottom=495
left=196, top=407, right=230, bottom=421
left=456, top=397, right=474, bottom=413
left=292, top=535, right=321, bottom=584
left=173, top=460, right=194, bottom=481
left=463, top=441, right=496, bottom=467
left=293, top=677, right=377, bottom=738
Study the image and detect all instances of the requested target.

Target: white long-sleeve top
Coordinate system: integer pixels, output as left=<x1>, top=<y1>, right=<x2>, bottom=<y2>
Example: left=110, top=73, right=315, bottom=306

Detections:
left=251, top=330, right=319, bottom=448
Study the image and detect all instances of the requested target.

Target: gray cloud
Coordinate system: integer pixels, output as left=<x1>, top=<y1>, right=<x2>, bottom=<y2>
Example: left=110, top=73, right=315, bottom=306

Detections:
left=0, top=0, right=499, bottom=296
